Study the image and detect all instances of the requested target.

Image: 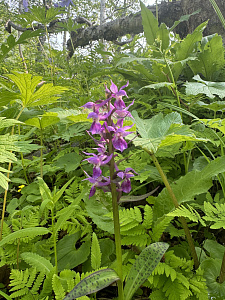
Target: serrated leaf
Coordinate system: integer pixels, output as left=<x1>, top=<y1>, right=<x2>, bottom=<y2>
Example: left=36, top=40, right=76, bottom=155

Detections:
left=0, top=227, right=49, bottom=246
left=25, top=112, right=60, bottom=129
left=131, top=111, right=206, bottom=153
left=64, top=269, right=119, bottom=299
left=188, top=34, right=225, bottom=80
left=7, top=72, right=67, bottom=108
left=91, top=232, right=102, bottom=270
left=185, top=75, right=225, bottom=99
left=124, top=242, right=169, bottom=300
left=21, top=252, right=53, bottom=274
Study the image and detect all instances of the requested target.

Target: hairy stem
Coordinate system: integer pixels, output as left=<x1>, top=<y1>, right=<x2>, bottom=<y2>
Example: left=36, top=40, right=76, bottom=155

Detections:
left=148, top=150, right=199, bottom=269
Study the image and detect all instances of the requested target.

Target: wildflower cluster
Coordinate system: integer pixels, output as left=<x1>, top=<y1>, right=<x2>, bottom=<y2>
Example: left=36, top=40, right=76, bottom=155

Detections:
left=82, top=81, right=137, bottom=199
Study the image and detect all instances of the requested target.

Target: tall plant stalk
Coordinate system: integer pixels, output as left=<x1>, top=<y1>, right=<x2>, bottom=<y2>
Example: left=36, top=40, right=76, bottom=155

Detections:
left=109, top=139, right=124, bottom=300
left=147, top=150, right=199, bottom=269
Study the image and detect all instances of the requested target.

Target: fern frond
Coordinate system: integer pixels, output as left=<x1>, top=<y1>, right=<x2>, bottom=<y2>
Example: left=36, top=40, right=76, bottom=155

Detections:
left=91, top=232, right=102, bottom=270
left=142, top=204, right=153, bottom=229
left=121, top=234, right=149, bottom=247
left=151, top=216, right=173, bottom=242
left=20, top=252, right=53, bottom=274
left=0, top=227, right=49, bottom=247
left=52, top=274, right=66, bottom=300
left=9, top=268, right=45, bottom=298
left=167, top=205, right=206, bottom=226
left=203, top=201, right=225, bottom=229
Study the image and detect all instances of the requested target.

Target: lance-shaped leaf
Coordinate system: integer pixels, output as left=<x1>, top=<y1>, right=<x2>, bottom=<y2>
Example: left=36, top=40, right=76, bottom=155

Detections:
left=124, top=242, right=169, bottom=300
left=140, top=1, right=158, bottom=46
left=130, top=111, right=206, bottom=154
left=6, top=72, right=67, bottom=108
left=64, top=269, right=119, bottom=299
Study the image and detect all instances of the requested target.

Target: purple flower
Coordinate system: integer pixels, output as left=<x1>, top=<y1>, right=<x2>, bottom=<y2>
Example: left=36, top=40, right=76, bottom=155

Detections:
left=83, top=171, right=110, bottom=198
left=55, top=0, right=74, bottom=7
left=112, top=125, right=134, bottom=152
left=23, top=0, right=29, bottom=12
left=88, top=109, right=113, bottom=135
left=117, top=168, right=138, bottom=193
left=83, top=152, right=113, bottom=178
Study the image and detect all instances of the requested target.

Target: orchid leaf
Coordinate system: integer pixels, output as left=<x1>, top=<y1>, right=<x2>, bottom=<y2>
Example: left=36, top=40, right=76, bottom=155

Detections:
left=124, top=242, right=169, bottom=300
left=64, top=269, right=119, bottom=299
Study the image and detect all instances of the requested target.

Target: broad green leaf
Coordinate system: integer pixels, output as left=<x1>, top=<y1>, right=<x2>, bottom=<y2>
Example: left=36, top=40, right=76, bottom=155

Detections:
left=20, top=252, right=53, bottom=274
left=124, top=242, right=169, bottom=300
left=64, top=269, right=119, bottom=299
left=200, top=118, right=225, bottom=135
left=185, top=75, right=225, bottom=99
left=188, top=34, right=225, bottom=80
left=56, top=233, right=91, bottom=272
left=84, top=195, right=114, bottom=234
left=91, top=232, right=102, bottom=270
left=54, top=153, right=82, bottom=173
left=173, top=21, right=208, bottom=79
left=203, top=239, right=225, bottom=260
left=0, top=227, right=49, bottom=247
left=25, top=112, right=60, bottom=129
left=140, top=1, right=158, bottom=46
left=7, top=72, right=67, bottom=108
left=201, top=258, right=225, bottom=298
left=131, top=111, right=205, bottom=153
left=153, top=156, right=225, bottom=219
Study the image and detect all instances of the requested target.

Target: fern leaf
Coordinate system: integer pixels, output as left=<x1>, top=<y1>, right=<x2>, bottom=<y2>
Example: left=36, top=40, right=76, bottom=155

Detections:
left=149, top=289, right=165, bottom=300
left=52, top=274, right=66, bottom=300
left=91, top=232, right=102, bottom=270
left=167, top=204, right=206, bottom=226
left=0, top=227, right=49, bottom=247
left=152, top=216, right=173, bottom=242
left=20, top=252, right=53, bottom=274
left=142, top=204, right=153, bottom=229
left=30, top=271, right=45, bottom=295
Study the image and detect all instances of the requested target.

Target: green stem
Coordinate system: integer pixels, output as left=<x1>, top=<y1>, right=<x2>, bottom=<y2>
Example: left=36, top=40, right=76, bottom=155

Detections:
left=148, top=150, right=199, bottom=269
left=51, top=208, right=58, bottom=274
left=219, top=251, right=225, bottom=283
left=40, top=128, right=43, bottom=179
left=108, top=139, right=124, bottom=300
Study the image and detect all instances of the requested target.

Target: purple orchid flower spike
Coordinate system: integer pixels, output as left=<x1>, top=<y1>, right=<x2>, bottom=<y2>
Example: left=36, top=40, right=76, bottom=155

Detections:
left=23, top=0, right=29, bottom=12
left=117, top=168, right=138, bottom=193
left=83, top=171, right=111, bottom=198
